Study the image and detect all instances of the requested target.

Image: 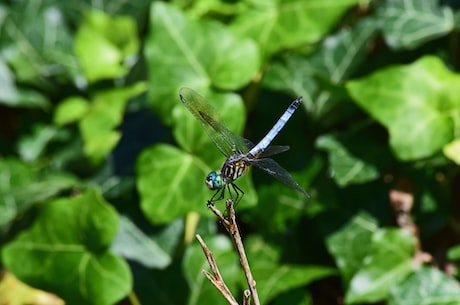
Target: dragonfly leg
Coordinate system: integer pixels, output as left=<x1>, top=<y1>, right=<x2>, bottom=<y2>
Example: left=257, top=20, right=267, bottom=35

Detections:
left=230, top=183, right=244, bottom=207
left=208, top=187, right=226, bottom=205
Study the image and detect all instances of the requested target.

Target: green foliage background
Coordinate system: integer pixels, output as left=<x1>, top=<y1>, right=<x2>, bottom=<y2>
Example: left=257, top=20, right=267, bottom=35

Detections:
left=1, top=0, right=460, bottom=304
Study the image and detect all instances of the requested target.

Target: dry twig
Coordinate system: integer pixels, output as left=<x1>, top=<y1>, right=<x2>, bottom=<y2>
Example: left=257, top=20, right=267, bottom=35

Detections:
left=196, top=234, right=239, bottom=305
left=207, top=200, right=261, bottom=305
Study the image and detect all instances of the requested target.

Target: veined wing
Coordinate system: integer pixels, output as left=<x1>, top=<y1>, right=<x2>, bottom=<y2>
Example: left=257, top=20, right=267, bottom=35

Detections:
left=179, top=87, right=248, bottom=157
left=249, top=157, right=309, bottom=198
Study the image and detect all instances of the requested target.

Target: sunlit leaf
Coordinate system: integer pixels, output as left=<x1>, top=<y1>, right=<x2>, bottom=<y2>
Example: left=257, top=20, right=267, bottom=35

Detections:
left=54, top=97, right=90, bottom=126
left=1, top=189, right=131, bottom=305
left=443, top=139, right=460, bottom=165
left=145, top=1, right=260, bottom=123
left=389, top=267, right=460, bottom=305
left=345, top=229, right=415, bottom=304
left=327, top=212, right=379, bottom=285
left=79, top=82, right=147, bottom=163
left=75, top=10, right=139, bottom=82
left=111, top=216, right=172, bottom=269
left=347, top=56, right=460, bottom=161
left=230, top=0, right=362, bottom=58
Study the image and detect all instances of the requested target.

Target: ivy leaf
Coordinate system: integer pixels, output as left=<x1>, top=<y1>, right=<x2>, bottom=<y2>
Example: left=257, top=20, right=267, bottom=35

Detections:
left=74, top=10, right=140, bottom=83
left=230, top=0, right=362, bottom=58
left=53, top=97, right=90, bottom=126
left=111, top=216, right=172, bottom=269
left=377, top=0, right=455, bottom=50
left=0, top=158, right=79, bottom=234
left=347, top=56, right=460, bottom=161
left=1, top=189, right=131, bottom=305
left=389, top=267, right=460, bottom=305
left=326, top=212, right=379, bottom=285
left=0, top=2, right=75, bottom=85
left=136, top=144, right=256, bottom=225
left=345, top=229, right=415, bottom=304
left=263, top=18, right=378, bottom=116
left=145, top=1, right=260, bottom=123
left=78, top=82, right=147, bottom=163
left=316, top=134, right=380, bottom=187
left=443, top=139, right=460, bottom=165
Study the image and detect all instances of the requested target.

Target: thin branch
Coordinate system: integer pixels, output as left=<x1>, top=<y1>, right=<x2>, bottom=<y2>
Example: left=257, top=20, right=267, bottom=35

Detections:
left=243, top=290, right=251, bottom=305
left=207, top=200, right=261, bottom=305
left=196, top=234, right=239, bottom=305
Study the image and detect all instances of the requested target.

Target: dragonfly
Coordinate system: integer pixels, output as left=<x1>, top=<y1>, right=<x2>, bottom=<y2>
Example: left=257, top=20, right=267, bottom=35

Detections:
left=179, top=87, right=309, bottom=204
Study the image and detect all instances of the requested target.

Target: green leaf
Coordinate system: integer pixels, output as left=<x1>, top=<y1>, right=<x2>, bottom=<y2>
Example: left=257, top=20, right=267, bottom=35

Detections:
left=17, top=125, right=61, bottom=162
left=75, top=10, right=139, bottom=82
left=173, top=90, right=246, bottom=168
left=447, top=244, right=460, bottom=261
left=389, top=266, right=460, bottom=305
left=145, top=1, right=260, bottom=122
left=1, top=189, right=131, bottom=305
left=316, top=134, right=380, bottom=187
left=326, top=212, right=379, bottom=285
left=263, top=18, right=378, bottom=116
left=246, top=236, right=336, bottom=303
left=79, top=82, right=147, bottom=163
left=377, top=0, right=455, bottom=50
left=137, top=142, right=257, bottom=224
left=0, top=56, right=50, bottom=109
left=0, top=1, right=75, bottom=85
left=0, top=158, right=79, bottom=233
left=443, top=139, right=460, bottom=165
left=230, top=0, right=362, bottom=58
left=346, top=56, right=460, bottom=161
left=345, top=228, right=415, bottom=304
left=54, top=97, right=90, bottom=126
left=111, top=216, right=172, bottom=269
left=137, top=144, right=209, bottom=224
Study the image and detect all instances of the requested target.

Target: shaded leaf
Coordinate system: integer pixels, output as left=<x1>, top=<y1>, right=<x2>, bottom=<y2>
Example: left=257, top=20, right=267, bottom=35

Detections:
left=0, top=158, right=79, bottom=233
left=377, top=0, right=455, bottom=50
left=316, top=134, right=379, bottom=187
left=263, top=18, right=378, bottom=116
left=246, top=237, right=336, bottom=303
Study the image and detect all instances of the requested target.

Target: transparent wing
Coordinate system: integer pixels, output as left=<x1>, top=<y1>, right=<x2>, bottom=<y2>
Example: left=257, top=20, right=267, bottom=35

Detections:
left=249, top=157, right=309, bottom=198
left=257, top=145, right=290, bottom=158
left=179, top=87, right=248, bottom=157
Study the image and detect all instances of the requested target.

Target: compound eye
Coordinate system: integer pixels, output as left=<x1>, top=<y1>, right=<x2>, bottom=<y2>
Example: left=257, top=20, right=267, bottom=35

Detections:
left=205, top=171, right=223, bottom=190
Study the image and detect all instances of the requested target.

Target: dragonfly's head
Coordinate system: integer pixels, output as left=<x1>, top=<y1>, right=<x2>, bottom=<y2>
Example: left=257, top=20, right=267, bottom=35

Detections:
left=205, top=171, right=224, bottom=190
